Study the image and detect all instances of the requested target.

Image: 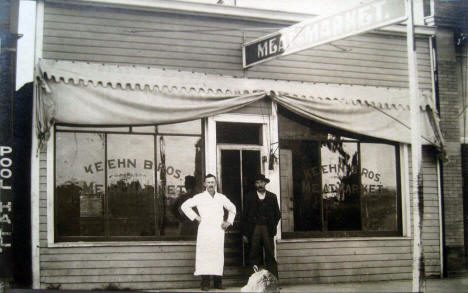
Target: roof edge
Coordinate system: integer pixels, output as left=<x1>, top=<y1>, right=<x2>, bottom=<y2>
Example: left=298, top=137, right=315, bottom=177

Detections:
left=45, top=0, right=314, bottom=24
left=45, top=0, right=435, bottom=35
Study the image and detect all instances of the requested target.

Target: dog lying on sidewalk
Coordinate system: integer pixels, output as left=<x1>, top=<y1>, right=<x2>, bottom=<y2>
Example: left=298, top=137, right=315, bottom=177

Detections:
left=241, top=265, right=280, bottom=293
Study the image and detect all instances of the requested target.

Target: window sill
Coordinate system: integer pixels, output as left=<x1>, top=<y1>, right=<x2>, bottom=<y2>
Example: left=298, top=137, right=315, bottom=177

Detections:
left=45, top=240, right=197, bottom=248
left=277, top=236, right=412, bottom=243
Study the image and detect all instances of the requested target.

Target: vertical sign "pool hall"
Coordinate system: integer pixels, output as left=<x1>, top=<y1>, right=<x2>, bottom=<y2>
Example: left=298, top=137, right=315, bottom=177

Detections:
left=242, top=0, right=407, bottom=68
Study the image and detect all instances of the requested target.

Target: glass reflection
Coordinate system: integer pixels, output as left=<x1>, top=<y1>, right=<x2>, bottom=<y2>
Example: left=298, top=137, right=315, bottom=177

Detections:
left=55, top=132, right=105, bottom=236
left=321, top=140, right=361, bottom=231
left=107, top=134, right=156, bottom=236
left=157, top=135, right=203, bottom=236
left=360, top=143, right=398, bottom=231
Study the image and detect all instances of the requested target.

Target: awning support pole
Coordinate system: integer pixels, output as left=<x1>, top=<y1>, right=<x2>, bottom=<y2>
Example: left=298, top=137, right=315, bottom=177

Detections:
left=407, top=0, right=424, bottom=292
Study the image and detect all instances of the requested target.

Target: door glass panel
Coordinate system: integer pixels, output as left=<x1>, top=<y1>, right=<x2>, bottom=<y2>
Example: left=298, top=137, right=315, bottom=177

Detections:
left=242, top=150, right=261, bottom=199
left=220, top=149, right=261, bottom=230
left=221, top=150, right=242, bottom=227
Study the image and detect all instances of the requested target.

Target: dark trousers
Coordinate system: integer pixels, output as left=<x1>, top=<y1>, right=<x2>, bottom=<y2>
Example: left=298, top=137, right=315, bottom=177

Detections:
left=248, top=225, right=279, bottom=279
left=201, top=275, right=222, bottom=288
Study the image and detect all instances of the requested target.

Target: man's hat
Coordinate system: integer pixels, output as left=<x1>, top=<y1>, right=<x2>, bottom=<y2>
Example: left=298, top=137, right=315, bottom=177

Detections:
left=255, top=174, right=270, bottom=183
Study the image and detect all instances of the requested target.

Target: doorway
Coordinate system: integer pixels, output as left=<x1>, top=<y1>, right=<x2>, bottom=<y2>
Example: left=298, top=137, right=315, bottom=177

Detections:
left=215, top=121, right=265, bottom=268
left=218, top=147, right=262, bottom=229
left=217, top=146, right=262, bottom=267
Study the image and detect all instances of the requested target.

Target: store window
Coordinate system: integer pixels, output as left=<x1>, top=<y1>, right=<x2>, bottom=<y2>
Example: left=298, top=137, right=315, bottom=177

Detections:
left=54, top=120, right=204, bottom=241
left=278, top=107, right=402, bottom=238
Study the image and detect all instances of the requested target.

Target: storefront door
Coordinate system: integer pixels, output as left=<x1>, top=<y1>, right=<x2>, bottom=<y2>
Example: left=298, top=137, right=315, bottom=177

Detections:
left=217, top=145, right=262, bottom=266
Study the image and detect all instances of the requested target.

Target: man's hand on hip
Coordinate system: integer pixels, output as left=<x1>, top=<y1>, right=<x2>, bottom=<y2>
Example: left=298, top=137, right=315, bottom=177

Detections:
left=221, top=221, right=231, bottom=230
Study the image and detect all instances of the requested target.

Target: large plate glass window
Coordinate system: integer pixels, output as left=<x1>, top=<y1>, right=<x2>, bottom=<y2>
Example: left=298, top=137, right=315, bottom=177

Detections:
left=278, top=107, right=402, bottom=238
left=54, top=120, right=204, bottom=241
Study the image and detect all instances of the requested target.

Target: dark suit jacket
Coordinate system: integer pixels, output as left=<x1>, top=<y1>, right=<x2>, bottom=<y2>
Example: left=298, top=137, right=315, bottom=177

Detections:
left=242, top=191, right=281, bottom=239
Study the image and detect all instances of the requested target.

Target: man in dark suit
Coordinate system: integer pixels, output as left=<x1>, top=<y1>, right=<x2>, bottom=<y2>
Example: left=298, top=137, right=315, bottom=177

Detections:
left=241, top=174, right=281, bottom=279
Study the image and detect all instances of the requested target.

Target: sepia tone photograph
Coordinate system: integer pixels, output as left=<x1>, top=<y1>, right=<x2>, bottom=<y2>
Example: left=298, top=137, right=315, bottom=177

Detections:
left=1, top=0, right=468, bottom=292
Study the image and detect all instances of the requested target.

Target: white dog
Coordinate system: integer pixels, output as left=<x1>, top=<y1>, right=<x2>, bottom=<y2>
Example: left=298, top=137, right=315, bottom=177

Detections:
left=241, top=266, right=280, bottom=293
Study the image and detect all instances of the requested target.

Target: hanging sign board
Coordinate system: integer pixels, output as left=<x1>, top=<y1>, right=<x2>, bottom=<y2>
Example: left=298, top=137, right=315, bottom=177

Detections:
left=242, top=0, right=407, bottom=68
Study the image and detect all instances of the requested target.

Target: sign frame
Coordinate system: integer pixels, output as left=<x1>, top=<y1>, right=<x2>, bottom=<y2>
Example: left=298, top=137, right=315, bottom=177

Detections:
left=242, top=0, right=408, bottom=68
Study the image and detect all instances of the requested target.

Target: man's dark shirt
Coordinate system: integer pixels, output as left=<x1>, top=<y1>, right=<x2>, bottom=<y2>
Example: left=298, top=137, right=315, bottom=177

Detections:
left=242, top=191, right=281, bottom=239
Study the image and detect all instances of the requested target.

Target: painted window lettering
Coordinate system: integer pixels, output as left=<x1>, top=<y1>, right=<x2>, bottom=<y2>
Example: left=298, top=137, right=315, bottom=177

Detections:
left=54, top=120, right=203, bottom=241
left=278, top=106, right=401, bottom=236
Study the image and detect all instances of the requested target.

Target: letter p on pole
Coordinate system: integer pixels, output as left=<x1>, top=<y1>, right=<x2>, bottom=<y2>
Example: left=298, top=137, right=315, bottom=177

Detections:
left=0, top=146, right=12, bottom=156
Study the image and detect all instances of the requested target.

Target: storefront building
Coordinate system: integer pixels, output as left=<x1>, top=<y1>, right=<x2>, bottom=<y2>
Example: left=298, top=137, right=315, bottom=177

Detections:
left=31, top=0, right=445, bottom=290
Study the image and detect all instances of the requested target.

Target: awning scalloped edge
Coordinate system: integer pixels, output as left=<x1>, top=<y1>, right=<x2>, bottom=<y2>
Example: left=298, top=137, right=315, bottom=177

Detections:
left=38, top=59, right=433, bottom=112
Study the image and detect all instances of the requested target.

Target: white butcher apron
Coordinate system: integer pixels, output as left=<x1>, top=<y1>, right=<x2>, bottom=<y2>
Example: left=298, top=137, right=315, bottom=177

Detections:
left=181, top=191, right=236, bottom=276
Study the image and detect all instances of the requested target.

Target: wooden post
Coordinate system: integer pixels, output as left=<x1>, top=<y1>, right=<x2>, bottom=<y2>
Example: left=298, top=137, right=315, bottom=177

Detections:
left=406, top=0, right=424, bottom=292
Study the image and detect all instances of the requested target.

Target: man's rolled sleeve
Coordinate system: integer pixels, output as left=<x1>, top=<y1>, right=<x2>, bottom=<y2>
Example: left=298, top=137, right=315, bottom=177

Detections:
left=181, top=196, right=199, bottom=221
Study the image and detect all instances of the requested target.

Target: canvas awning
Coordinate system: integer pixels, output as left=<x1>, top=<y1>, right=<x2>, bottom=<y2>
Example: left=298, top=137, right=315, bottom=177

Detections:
left=36, top=59, right=443, bottom=147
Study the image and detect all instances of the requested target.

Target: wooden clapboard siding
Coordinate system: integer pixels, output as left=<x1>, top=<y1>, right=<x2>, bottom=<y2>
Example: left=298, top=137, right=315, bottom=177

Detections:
left=42, top=2, right=432, bottom=89
left=230, top=99, right=272, bottom=115
left=39, top=243, right=249, bottom=290
left=420, top=147, right=441, bottom=276
left=39, top=148, right=48, bottom=247
left=277, top=238, right=413, bottom=284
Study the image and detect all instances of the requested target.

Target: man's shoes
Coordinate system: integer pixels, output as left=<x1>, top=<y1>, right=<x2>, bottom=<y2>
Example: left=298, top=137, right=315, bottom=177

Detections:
left=213, top=276, right=224, bottom=290
left=201, top=276, right=210, bottom=291
left=214, top=284, right=225, bottom=290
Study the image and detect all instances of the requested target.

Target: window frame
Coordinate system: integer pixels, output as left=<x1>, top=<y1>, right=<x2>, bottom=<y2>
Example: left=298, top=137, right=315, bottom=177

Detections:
left=280, top=137, right=403, bottom=239
left=52, top=121, right=204, bottom=243
left=277, top=108, right=404, bottom=239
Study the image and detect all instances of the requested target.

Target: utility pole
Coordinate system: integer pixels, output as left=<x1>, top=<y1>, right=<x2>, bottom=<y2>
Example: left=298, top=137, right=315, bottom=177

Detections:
left=406, top=0, right=424, bottom=292
left=0, top=0, right=20, bottom=289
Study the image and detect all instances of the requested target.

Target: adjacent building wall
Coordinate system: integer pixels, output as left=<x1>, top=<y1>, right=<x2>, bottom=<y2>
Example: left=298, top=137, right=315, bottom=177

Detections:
left=436, top=28, right=465, bottom=273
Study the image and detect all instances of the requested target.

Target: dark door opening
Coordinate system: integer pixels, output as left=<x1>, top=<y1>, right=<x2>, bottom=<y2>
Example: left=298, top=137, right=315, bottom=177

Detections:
left=219, top=148, right=261, bottom=266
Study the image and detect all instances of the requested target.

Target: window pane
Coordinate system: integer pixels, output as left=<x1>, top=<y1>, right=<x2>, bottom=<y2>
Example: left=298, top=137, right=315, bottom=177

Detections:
left=56, top=126, right=130, bottom=132
left=157, top=135, right=204, bottom=236
left=55, top=132, right=105, bottom=237
left=321, top=140, right=361, bottom=231
left=158, top=120, right=202, bottom=135
left=278, top=105, right=401, bottom=237
left=107, top=134, right=156, bottom=236
left=217, top=122, right=262, bottom=144
left=361, top=143, right=398, bottom=231
left=132, top=126, right=156, bottom=133
left=292, top=141, right=322, bottom=231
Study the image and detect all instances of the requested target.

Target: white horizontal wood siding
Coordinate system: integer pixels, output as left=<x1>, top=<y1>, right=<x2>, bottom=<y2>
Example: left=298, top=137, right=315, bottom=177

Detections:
left=230, top=99, right=271, bottom=115
left=39, top=244, right=250, bottom=290
left=277, top=239, right=413, bottom=284
left=420, top=147, right=442, bottom=276
left=42, top=2, right=432, bottom=89
left=39, top=148, right=48, bottom=247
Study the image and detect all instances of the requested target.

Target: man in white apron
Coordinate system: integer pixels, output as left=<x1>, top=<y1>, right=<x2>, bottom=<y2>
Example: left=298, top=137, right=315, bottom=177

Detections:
left=181, top=174, right=236, bottom=291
